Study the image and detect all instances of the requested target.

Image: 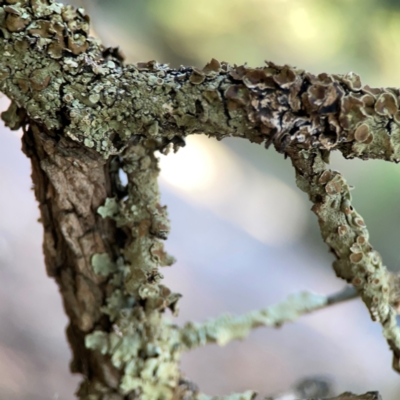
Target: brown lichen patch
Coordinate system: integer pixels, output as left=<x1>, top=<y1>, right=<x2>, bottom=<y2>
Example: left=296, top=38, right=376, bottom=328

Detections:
left=136, top=60, right=159, bottom=71
left=150, top=242, right=174, bottom=266
left=202, top=58, right=221, bottom=75
left=138, top=219, right=151, bottom=237
left=47, top=22, right=65, bottom=59
left=17, top=78, right=29, bottom=93
left=303, top=83, right=342, bottom=113
left=357, top=235, right=367, bottom=245
left=349, top=251, right=363, bottom=264
left=243, top=68, right=277, bottom=89
left=0, top=66, right=10, bottom=81
left=318, top=170, right=332, bottom=185
left=5, top=12, right=30, bottom=31
left=202, top=89, right=221, bottom=104
left=67, top=33, right=89, bottom=55
left=273, top=66, right=296, bottom=88
left=225, top=84, right=249, bottom=110
left=339, top=94, right=366, bottom=130
left=28, top=19, right=52, bottom=38
left=375, top=93, right=398, bottom=116
left=360, top=94, right=375, bottom=116
left=229, top=65, right=247, bottom=81
left=354, top=124, right=371, bottom=143
left=30, top=68, right=51, bottom=90
left=325, top=180, right=341, bottom=195
left=353, top=217, right=365, bottom=227
left=337, top=225, right=348, bottom=236
left=13, top=37, right=29, bottom=53
left=353, top=277, right=363, bottom=286
left=189, top=68, right=205, bottom=85
left=317, top=72, right=334, bottom=85
left=342, top=72, right=362, bottom=91
left=362, top=85, right=383, bottom=96
left=4, top=5, right=21, bottom=14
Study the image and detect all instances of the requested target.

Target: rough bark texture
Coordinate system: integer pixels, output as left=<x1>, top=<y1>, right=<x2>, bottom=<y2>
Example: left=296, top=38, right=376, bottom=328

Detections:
left=0, top=0, right=395, bottom=399
left=22, top=121, right=124, bottom=395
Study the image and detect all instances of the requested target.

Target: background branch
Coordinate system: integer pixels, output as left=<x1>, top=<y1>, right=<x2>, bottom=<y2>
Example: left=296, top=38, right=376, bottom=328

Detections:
left=180, top=286, right=358, bottom=350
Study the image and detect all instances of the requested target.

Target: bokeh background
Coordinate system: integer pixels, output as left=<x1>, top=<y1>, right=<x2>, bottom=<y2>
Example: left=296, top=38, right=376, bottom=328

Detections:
left=2, top=0, right=400, bottom=398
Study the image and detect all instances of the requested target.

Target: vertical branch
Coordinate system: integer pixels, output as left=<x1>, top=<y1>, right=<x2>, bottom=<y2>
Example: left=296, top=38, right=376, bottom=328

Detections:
left=22, top=123, right=124, bottom=394
left=288, top=148, right=400, bottom=372
left=85, top=141, right=185, bottom=399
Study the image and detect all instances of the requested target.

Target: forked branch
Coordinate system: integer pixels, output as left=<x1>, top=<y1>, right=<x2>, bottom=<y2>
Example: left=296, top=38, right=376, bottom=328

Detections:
left=0, top=0, right=396, bottom=399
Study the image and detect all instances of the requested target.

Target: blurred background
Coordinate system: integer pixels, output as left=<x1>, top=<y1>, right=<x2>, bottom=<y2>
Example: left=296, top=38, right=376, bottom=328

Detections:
left=2, top=0, right=400, bottom=398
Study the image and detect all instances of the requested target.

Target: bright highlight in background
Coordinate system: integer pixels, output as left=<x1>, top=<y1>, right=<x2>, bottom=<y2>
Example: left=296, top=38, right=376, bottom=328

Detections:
left=158, top=136, right=308, bottom=247
left=158, top=137, right=217, bottom=193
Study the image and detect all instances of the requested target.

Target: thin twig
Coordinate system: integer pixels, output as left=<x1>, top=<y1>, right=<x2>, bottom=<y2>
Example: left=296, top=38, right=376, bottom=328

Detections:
left=180, top=286, right=358, bottom=351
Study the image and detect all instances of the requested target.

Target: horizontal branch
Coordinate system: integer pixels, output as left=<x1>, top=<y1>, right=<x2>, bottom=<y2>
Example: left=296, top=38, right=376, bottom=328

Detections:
left=2, top=1, right=400, bottom=163
left=180, top=286, right=357, bottom=350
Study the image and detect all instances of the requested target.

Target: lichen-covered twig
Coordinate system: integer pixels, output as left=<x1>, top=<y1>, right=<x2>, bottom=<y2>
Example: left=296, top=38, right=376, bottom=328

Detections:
left=289, top=148, right=400, bottom=372
left=2, top=1, right=400, bottom=162
left=180, top=286, right=357, bottom=350
left=0, top=0, right=397, bottom=399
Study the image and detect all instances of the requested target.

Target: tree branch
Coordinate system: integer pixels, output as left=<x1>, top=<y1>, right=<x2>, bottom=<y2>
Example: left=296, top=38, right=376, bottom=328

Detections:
left=0, top=0, right=395, bottom=399
left=288, top=148, right=400, bottom=373
left=2, top=1, right=400, bottom=162
left=180, top=286, right=357, bottom=350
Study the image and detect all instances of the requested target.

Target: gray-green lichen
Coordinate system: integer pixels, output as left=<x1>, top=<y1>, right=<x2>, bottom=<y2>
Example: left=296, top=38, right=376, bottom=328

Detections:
left=2, top=1, right=400, bottom=161
left=84, top=143, right=182, bottom=400
left=91, top=253, right=116, bottom=277
left=180, top=292, right=327, bottom=349
left=97, top=197, right=119, bottom=220
left=290, top=148, right=400, bottom=372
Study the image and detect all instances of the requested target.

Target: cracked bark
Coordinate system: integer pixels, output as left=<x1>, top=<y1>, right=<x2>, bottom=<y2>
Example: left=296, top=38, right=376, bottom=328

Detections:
left=0, top=0, right=395, bottom=399
left=22, top=122, right=124, bottom=390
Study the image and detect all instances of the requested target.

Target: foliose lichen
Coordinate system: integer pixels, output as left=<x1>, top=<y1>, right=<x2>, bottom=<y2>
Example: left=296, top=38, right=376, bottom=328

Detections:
left=1, top=0, right=400, bottom=398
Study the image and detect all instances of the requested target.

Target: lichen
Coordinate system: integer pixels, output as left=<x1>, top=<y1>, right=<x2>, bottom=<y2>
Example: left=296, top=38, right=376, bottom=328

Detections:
left=3, top=0, right=400, bottom=161
left=84, top=143, right=183, bottom=399
left=180, top=292, right=327, bottom=349
left=290, top=149, right=400, bottom=372
left=97, top=197, right=119, bottom=220
left=0, top=0, right=399, bottom=398
left=91, top=253, right=116, bottom=277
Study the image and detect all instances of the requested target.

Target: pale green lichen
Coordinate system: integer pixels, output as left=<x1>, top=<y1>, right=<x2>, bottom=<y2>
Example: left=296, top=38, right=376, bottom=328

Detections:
left=1, top=101, right=25, bottom=130
left=86, top=144, right=183, bottom=399
left=292, top=149, right=400, bottom=372
left=91, top=253, right=116, bottom=277
left=85, top=330, right=109, bottom=355
left=180, top=292, right=327, bottom=349
left=97, top=197, right=119, bottom=219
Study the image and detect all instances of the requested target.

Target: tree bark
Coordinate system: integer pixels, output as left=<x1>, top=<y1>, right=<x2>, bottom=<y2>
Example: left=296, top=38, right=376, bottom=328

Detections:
left=0, top=0, right=395, bottom=399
